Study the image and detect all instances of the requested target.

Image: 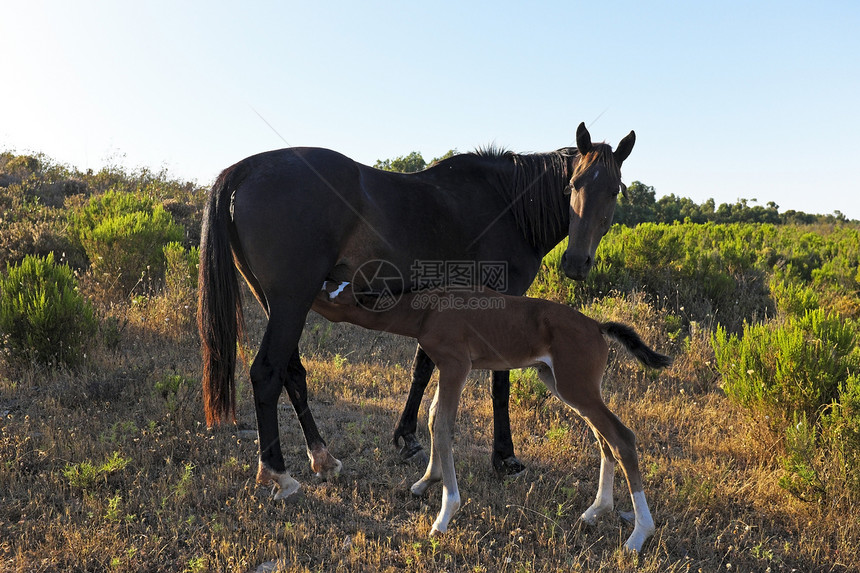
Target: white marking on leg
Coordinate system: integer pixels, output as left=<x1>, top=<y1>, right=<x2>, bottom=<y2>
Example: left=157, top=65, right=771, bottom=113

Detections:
left=580, top=456, right=615, bottom=524
left=624, top=490, right=655, bottom=553
left=306, top=447, right=343, bottom=479
left=411, top=472, right=439, bottom=496
left=431, top=486, right=461, bottom=535
left=272, top=472, right=301, bottom=500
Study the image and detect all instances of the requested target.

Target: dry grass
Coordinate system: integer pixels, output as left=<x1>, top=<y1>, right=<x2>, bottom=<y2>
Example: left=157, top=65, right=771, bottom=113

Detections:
left=1, top=292, right=858, bottom=572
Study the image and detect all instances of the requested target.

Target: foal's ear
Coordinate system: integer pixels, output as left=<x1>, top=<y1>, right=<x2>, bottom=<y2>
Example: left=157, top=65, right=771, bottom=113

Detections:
left=576, top=122, right=592, bottom=155
left=614, top=130, right=636, bottom=165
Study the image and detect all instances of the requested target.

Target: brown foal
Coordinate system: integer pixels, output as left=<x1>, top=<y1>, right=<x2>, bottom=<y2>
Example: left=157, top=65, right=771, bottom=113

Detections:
left=312, top=283, right=671, bottom=553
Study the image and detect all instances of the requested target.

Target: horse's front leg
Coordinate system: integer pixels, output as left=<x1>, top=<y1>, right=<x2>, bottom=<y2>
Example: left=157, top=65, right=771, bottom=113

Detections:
left=392, top=345, right=435, bottom=463
left=284, top=349, right=342, bottom=479
left=490, top=370, right=526, bottom=477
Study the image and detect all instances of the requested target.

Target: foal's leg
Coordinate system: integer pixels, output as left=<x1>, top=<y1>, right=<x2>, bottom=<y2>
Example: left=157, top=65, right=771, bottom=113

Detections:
left=580, top=433, right=616, bottom=524
left=410, top=360, right=470, bottom=536
left=393, top=345, right=435, bottom=462
left=410, top=387, right=442, bottom=496
left=579, top=403, right=655, bottom=553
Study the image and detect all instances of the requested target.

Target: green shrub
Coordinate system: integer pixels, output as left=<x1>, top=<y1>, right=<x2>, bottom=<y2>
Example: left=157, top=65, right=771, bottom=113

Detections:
left=71, top=189, right=156, bottom=238
left=778, top=412, right=825, bottom=501
left=823, top=373, right=860, bottom=492
left=62, top=451, right=130, bottom=490
left=163, top=241, right=199, bottom=294
left=74, top=191, right=184, bottom=296
left=0, top=253, right=97, bottom=367
left=713, top=309, right=857, bottom=426
left=713, top=310, right=860, bottom=497
left=510, top=368, right=548, bottom=408
left=769, top=275, right=819, bottom=317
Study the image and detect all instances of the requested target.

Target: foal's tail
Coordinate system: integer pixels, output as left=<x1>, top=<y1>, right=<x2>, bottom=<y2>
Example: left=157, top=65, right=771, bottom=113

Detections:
left=197, top=163, right=248, bottom=427
left=600, top=322, right=673, bottom=369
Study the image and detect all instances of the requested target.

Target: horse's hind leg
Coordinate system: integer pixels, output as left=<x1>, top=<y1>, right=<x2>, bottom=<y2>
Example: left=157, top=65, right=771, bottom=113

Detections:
left=393, top=345, right=435, bottom=463
left=251, top=307, right=340, bottom=499
left=578, top=403, right=655, bottom=553
left=250, top=313, right=303, bottom=499
left=285, top=349, right=342, bottom=478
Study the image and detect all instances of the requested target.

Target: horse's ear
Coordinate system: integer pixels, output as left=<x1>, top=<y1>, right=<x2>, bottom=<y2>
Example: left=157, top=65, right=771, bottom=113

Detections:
left=576, top=122, right=592, bottom=155
left=614, top=130, right=636, bottom=165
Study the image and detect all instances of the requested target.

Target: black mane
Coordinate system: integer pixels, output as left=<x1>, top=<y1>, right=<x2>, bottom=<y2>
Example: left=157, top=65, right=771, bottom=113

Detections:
left=468, top=147, right=577, bottom=249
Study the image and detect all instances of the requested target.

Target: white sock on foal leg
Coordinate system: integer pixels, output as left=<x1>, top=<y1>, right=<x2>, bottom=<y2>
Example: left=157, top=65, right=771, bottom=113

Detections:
left=580, top=457, right=615, bottom=524
left=624, top=490, right=655, bottom=553
left=431, top=485, right=461, bottom=536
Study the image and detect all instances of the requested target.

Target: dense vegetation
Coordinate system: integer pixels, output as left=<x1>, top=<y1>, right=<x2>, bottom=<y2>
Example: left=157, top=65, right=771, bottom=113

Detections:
left=1, top=150, right=858, bottom=571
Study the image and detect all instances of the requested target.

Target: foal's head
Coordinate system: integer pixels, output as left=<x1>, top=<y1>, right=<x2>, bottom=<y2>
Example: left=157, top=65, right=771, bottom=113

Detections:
left=561, top=122, right=635, bottom=280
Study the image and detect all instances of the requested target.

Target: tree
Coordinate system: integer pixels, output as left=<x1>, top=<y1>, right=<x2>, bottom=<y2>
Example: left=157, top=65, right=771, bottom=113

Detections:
left=374, top=149, right=459, bottom=173
left=373, top=151, right=427, bottom=173
left=614, top=181, right=657, bottom=226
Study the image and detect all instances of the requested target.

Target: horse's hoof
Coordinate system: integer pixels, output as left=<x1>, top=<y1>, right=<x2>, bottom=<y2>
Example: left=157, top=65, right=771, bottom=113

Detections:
left=399, top=437, right=428, bottom=465
left=492, top=454, right=526, bottom=478
left=272, top=474, right=301, bottom=500
left=315, top=457, right=343, bottom=480
left=308, top=447, right=342, bottom=479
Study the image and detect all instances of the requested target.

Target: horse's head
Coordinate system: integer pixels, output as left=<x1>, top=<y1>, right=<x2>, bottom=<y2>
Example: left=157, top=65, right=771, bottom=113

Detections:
left=561, top=122, right=635, bottom=280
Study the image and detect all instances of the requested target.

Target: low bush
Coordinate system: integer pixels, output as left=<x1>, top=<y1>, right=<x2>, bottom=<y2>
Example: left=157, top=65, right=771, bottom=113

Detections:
left=0, top=253, right=97, bottom=368
left=713, top=310, right=860, bottom=496
left=73, top=191, right=184, bottom=297
left=713, top=310, right=857, bottom=427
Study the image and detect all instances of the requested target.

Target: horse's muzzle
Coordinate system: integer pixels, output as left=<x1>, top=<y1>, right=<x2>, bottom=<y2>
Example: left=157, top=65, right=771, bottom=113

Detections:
left=561, top=251, right=593, bottom=281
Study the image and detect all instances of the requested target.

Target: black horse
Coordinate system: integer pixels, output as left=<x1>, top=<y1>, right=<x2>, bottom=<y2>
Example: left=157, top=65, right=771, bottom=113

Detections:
left=198, top=122, right=635, bottom=498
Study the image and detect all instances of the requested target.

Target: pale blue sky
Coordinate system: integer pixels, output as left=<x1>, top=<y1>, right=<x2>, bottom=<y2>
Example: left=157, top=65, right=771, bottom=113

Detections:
left=2, top=1, right=858, bottom=218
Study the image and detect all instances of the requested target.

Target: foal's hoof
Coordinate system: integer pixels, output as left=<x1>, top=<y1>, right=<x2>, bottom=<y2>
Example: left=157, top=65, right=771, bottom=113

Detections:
left=398, top=435, right=429, bottom=465
left=492, top=454, right=526, bottom=478
left=429, top=526, right=446, bottom=538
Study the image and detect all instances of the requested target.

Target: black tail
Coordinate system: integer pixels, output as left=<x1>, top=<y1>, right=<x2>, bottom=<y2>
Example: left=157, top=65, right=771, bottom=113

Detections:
left=197, top=162, right=248, bottom=426
left=600, top=322, right=672, bottom=369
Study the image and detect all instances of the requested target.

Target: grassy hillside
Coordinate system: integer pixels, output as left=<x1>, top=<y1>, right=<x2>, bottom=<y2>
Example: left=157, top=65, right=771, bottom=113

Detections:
left=1, top=152, right=858, bottom=571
